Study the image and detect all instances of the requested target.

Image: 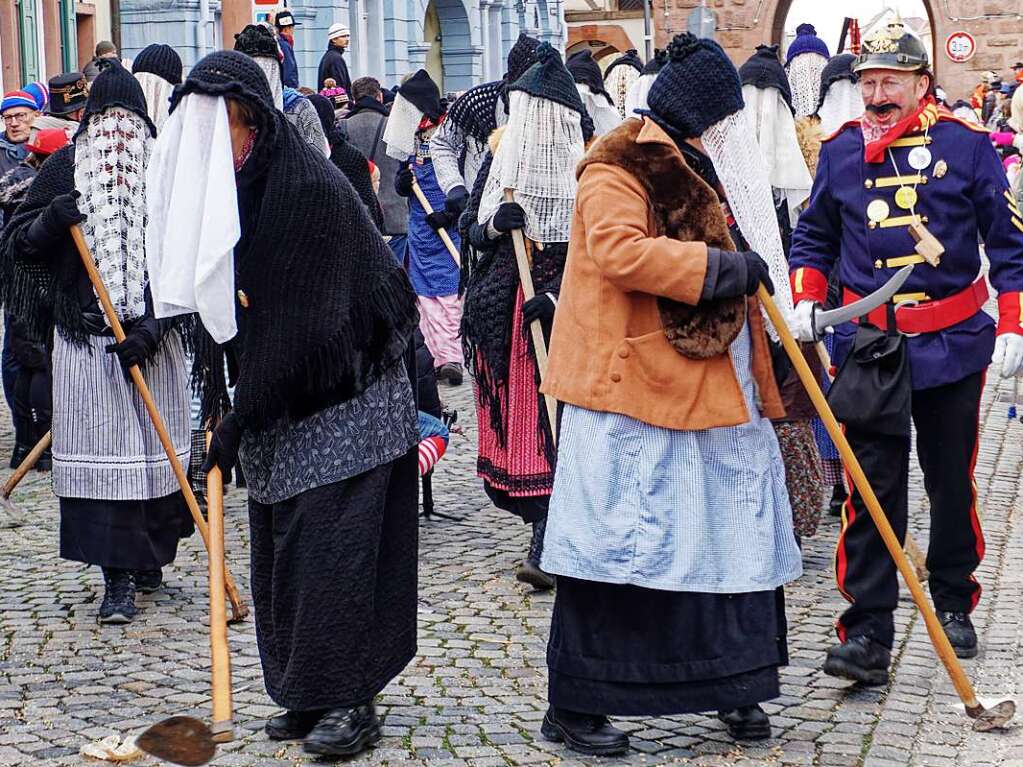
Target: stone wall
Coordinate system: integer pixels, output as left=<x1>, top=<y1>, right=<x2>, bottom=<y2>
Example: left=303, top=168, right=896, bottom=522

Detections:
left=659, top=0, right=1023, bottom=102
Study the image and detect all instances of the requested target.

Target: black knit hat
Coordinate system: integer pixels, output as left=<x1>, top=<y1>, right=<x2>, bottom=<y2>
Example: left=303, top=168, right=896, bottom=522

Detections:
left=79, top=61, right=157, bottom=137
left=642, top=48, right=668, bottom=75
left=510, top=43, right=595, bottom=141
left=505, top=33, right=541, bottom=85
left=399, top=69, right=442, bottom=122
left=234, top=24, right=279, bottom=60
left=605, top=48, right=643, bottom=78
left=566, top=49, right=610, bottom=99
left=739, top=45, right=792, bottom=111
left=307, top=93, right=336, bottom=138
left=815, top=53, right=857, bottom=113
left=647, top=33, right=743, bottom=139
left=132, top=43, right=183, bottom=85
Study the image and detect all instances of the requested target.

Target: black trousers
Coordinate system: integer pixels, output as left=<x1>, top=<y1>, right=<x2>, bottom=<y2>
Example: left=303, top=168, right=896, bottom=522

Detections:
left=836, top=371, right=985, bottom=648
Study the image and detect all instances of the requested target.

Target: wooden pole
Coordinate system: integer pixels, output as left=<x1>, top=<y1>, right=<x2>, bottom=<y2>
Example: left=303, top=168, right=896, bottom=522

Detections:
left=2, top=430, right=51, bottom=500
left=206, top=434, right=233, bottom=742
left=70, top=225, right=248, bottom=623
left=410, top=172, right=461, bottom=268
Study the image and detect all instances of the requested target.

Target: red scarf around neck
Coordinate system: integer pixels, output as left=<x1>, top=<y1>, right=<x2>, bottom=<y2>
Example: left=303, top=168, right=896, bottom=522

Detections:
left=864, top=95, right=939, bottom=163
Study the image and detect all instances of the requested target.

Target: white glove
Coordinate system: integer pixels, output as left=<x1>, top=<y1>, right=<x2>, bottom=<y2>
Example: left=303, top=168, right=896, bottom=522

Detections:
left=1014, top=133, right=1023, bottom=152
left=993, top=333, right=1023, bottom=378
left=792, top=300, right=820, bottom=343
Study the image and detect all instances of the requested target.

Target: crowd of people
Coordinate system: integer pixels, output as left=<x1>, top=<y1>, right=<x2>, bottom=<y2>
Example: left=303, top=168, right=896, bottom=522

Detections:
left=0, top=11, right=1021, bottom=760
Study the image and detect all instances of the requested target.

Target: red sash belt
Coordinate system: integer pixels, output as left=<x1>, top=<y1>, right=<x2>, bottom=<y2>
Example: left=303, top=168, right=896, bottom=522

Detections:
left=842, top=277, right=989, bottom=334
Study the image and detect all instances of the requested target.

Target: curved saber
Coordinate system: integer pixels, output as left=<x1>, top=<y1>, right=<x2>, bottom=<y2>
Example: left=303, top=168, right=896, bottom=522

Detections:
left=813, top=264, right=915, bottom=337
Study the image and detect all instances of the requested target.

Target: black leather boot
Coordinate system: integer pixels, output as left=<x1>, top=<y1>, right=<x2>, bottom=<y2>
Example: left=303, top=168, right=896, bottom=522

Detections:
left=98, top=568, right=137, bottom=625
left=265, top=709, right=327, bottom=741
left=937, top=611, right=978, bottom=658
left=541, top=707, right=629, bottom=756
left=303, top=703, right=381, bottom=757
left=823, top=635, right=891, bottom=686
left=515, top=518, right=555, bottom=591
left=134, top=569, right=163, bottom=594
left=718, top=704, right=771, bottom=740
left=828, top=483, right=847, bottom=517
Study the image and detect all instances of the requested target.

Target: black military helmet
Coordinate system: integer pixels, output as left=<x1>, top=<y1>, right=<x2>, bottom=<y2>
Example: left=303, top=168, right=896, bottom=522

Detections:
left=853, top=17, right=928, bottom=74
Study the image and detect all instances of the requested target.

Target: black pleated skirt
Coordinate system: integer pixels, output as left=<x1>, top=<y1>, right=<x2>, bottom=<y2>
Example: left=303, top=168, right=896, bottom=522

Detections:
left=547, top=576, right=788, bottom=716
left=59, top=492, right=193, bottom=570
left=248, top=449, right=419, bottom=712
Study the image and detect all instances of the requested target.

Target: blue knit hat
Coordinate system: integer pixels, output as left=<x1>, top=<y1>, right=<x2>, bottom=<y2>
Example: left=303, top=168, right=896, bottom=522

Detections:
left=1, top=90, right=38, bottom=114
left=786, top=24, right=830, bottom=64
left=21, top=82, right=48, bottom=111
left=647, top=33, right=743, bottom=139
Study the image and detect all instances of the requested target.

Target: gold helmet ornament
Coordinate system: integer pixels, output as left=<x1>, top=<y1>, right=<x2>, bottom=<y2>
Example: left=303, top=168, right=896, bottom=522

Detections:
left=854, top=14, right=929, bottom=74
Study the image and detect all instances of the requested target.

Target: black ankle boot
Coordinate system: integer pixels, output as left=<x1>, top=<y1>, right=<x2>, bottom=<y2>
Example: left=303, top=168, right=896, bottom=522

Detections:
left=516, top=518, right=555, bottom=591
left=823, top=635, right=891, bottom=685
left=541, top=707, right=629, bottom=756
left=303, top=703, right=380, bottom=756
left=98, top=568, right=137, bottom=624
left=134, top=569, right=163, bottom=594
left=718, top=704, right=771, bottom=740
left=265, top=709, right=327, bottom=741
left=937, top=611, right=978, bottom=658
left=828, top=483, right=847, bottom=517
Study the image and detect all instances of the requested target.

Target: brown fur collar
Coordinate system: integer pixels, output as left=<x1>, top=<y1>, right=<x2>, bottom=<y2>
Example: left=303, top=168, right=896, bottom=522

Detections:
left=795, top=115, right=823, bottom=178
left=579, top=118, right=744, bottom=359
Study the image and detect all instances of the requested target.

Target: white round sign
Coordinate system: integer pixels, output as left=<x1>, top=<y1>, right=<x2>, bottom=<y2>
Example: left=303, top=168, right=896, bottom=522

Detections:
left=945, top=31, right=976, bottom=63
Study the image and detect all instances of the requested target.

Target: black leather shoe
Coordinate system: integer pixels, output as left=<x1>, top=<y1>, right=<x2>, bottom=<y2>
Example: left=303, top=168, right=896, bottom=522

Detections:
left=265, top=709, right=326, bottom=741
left=937, top=611, right=978, bottom=658
left=303, top=703, right=381, bottom=757
left=541, top=708, right=629, bottom=756
left=823, top=636, right=891, bottom=686
left=515, top=561, right=555, bottom=590
left=718, top=705, right=771, bottom=741
left=134, top=569, right=163, bottom=594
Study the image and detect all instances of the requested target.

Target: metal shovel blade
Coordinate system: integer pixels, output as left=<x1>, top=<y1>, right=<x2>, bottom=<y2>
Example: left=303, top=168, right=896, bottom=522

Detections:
left=968, top=700, right=1016, bottom=732
left=137, top=716, right=217, bottom=766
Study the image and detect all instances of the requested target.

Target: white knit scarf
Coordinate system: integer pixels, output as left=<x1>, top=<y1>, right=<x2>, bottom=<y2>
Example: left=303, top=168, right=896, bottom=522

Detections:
left=624, top=73, right=657, bottom=118
left=254, top=56, right=284, bottom=112
left=787, top=53, right=829, bottom=118
left=818, top=79, right=864, bottom=136
left=134, top=71, right=174, bottom=132
left=577, top=84, right=622, bottom=136
left=382, top=91, right=424, bottom=161
left=605, top=65, right=640, bottom=119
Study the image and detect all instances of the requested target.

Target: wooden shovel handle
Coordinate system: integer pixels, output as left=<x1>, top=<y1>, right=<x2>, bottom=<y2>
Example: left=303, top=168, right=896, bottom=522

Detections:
left=2, top=430, right=51, bottom=498
left=206, top=434, right=233, bottom=741
left=410, top=171, right=461, bottom=267
left=760, top=285, right=980, bottom=710
left=70, top=225, right=248, bottom=622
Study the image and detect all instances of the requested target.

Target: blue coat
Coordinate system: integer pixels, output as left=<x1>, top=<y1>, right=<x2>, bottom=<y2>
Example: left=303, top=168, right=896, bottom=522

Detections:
left=790, top=115, right=1023, bottom=390
left=406, top=140, right=461, bottom=298
left=279, top=37, right=299, bottom=88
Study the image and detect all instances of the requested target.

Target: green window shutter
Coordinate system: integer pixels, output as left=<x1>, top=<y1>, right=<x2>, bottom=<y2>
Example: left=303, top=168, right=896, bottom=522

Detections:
left=60, top=0, right=77, bottom=72
left=17, top=0, right=40, bottom=83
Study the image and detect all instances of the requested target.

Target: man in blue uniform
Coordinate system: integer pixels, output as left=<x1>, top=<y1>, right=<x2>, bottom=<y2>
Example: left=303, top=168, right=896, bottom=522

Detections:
left=789, top=19, right=1023, bottom=677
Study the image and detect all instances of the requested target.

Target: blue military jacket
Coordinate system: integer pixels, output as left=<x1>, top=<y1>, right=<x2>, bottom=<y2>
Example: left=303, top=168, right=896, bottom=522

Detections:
left=790, top=114, right=1023, bottom=390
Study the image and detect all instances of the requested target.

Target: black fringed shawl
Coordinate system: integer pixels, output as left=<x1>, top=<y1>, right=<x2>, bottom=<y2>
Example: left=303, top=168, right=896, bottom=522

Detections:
left=446, top=81, right=505, bottom=144
left=328, top=128, right=384, bottom=230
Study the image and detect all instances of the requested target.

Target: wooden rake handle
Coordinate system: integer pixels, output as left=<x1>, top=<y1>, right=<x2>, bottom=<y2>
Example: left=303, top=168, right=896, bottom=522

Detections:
left=70, top=225, right=249, bottom=623
left=760, top=285, right=981, bottom=711
left=2, top=430, right=51, bottom=499
left=410, top=172, right=461, bottom=268
left=206, top=434, right=233, bottom=741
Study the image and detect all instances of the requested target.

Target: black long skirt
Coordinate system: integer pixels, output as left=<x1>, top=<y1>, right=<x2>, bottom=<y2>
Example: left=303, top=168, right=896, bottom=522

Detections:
left=248, top=449, right=419, bottom=712
left=59, top=492, right=192, bottom=570
left=547, top=576, right=788, bottom=716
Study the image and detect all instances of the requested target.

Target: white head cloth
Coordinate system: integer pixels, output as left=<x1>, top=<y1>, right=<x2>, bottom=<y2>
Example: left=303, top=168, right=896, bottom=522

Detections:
left=477, top=90, right=585, bottom=244
left=741, top=84, right=813, bottom=227
left=145, top=94, right=240, bottom=343
left=624, top=73, right=657, bottom=118
left=382, top=91, right=424, bottom=160
left=818, top=79, right=863, bottom=136
left=702, top=109, right=795, bottom=337
left=253, top=56, right=284, bottom=112
left=134, top=72, right=174, bottom=132
left=605, top=65, right=640, bottom=119
left=786, top=53, right=828, bottom=118
left=74, top=107, right=152, bottom=324
left=577, top=84, right=622, bottom=136
left=952, top=104, right=981, bottom=125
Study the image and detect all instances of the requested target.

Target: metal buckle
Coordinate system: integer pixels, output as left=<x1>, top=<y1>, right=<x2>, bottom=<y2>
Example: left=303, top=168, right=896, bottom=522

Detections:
left=893, top=299, right=921, bottom=338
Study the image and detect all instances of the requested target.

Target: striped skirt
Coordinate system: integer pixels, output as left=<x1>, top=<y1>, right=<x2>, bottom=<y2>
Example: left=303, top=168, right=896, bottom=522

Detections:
left=51, top=330, right=190, bottom=501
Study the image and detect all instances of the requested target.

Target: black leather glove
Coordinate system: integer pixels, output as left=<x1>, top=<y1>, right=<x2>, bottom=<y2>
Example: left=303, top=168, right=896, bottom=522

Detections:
left=105, top=318, right=161, bottom=373
left=444, top=185, right=469, bottom=215
left=426, top=210, right=454, bottom=231
left=201, top=411, right=244, bottom=480
left=492, top=202, right=526, bottom=233
left=395, top=166, right=414, bottom=198
left=26, top=192, right=86, bottom=249
left=522, top=293, right=557, bottom=325
left=701, top=248, right=774, bottom=300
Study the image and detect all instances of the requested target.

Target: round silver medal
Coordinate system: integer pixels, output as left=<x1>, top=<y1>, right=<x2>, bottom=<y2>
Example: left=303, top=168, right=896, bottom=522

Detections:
left=908, top=146, right=932, bottom=171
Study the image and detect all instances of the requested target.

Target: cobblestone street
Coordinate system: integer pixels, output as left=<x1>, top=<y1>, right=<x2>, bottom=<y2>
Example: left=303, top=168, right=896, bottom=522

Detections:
left=1, top=368, right=1022, bottom=767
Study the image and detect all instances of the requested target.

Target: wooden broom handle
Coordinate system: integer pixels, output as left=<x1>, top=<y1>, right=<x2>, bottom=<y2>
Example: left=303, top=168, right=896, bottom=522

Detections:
left=206, top=434, right=233, bottom=741
left=2, top=430, right=51, bottom=498
left=410, top=170, right=461, bottom=268
left=759, top=285, right=981, bottom=711
left=70, top=225, right=249, bottom=622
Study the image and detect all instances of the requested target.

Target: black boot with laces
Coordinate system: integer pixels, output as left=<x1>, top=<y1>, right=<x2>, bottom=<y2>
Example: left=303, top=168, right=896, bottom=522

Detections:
left=938, top=611, right=978, bottom=658
left=98, top=568, right=137, bottom=625
left=302, top=702, right=381, bottom=756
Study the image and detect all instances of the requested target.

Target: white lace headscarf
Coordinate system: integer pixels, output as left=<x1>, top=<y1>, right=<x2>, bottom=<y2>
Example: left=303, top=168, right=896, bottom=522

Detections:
left=477, top=90, right=585, bottom=244
left=253, top=56, right=284, bottom=111
left=134, top=72, right=175, bottom=132
left=787, top=53, right=828, bottom=118
left=624, top=73, right=657, bottom=118
left=702, top=108, right=795, bottom=337
left=383, top=91, right=424, bottom=161
left=818, top=78, right=863, bottom=136
left=605, top=65, right=640, bottom=119
left=741, top=84, right=813, bottom=227
left=74, top=107, right=153, bottom=323
left=577, top=84, right=622, bottom=136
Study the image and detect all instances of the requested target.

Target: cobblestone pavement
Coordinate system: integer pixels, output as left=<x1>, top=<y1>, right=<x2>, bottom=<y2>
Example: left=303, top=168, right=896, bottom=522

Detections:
left=1, top=369, right=1022, bottom=767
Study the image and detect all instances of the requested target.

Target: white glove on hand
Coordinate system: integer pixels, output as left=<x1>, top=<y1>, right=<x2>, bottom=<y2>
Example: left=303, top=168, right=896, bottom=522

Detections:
left=993, top=333, right=1023, bottom=378
left=792, top=300, right=820, bottom=343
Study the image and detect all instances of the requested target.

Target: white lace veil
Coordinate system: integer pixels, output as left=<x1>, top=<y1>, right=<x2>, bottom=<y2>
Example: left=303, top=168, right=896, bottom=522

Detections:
left=787, top=53, right=828, bottom=118
left=382, top=91, right=424, bottom=161
left=624, top=73, right=657, bottom=118
left=74, top=107, right=153, bottom=323
left=477, top=90, right=585, bottom=244
left=605, top=65, right=640, bottom=119
left=134, top=72, right=174, bottom=132
left=818, top=79, right=863, bottom=136
left=577, top=84, right=622, bottom=136
left=702, top=109, right=795, bottom=337
left=253, top=56, right=284, bottom=111
left=741, top=84, right=813, bottom=227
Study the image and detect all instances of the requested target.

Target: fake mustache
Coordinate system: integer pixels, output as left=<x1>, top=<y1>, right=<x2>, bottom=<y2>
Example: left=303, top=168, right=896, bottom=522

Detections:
left=866, top=103, right=899, bottom=116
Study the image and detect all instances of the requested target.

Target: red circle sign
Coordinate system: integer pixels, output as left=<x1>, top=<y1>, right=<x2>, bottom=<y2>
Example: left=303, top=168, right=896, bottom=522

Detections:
left=945, top=31, right=976, bottom=63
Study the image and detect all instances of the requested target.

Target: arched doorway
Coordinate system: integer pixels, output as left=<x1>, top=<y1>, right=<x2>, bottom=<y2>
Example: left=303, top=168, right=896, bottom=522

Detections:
left=424, top=0, right=473, bottom=94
